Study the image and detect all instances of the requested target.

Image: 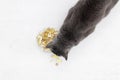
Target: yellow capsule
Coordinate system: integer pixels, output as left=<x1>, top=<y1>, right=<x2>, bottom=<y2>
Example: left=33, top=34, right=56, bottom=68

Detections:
left=51, top=54, right=59, bottom=59
left=37, top=40, right=42, bottom=45
left=57, top=59, right=62, bottom=63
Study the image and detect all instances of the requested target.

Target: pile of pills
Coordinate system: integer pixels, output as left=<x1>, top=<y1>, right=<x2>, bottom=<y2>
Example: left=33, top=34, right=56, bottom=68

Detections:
left=37, top=28, right=62, bottom=66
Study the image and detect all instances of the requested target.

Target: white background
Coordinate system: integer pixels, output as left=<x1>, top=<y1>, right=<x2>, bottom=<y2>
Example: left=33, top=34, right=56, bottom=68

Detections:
left=0, top=0, right=120, bottom=80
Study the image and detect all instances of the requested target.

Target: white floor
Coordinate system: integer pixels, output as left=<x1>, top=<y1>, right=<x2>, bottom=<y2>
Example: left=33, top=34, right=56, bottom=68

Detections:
left=0, top=0, right=120, bottom=80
